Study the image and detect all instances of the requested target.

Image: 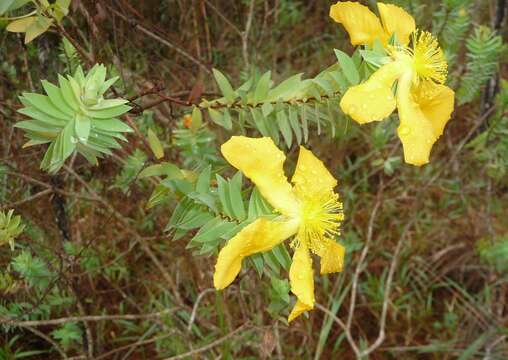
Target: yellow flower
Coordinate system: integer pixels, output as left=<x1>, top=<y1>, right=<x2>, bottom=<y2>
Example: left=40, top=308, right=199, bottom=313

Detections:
left=330, top=1, right=455, bottom=166
left=214, top=136, right=345, bottom=322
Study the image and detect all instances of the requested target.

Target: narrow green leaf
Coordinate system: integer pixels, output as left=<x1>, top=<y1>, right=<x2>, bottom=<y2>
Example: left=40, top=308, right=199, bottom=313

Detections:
left=191, top=106, right=203, bottom=132
left=216, top=174, right=235, bottom=218
left=196, top=165, right=211, bottom=194
left=42, top=80, right=74, bottom=116
left=228, top=172, right=246, bottom=221
left=86, top=104, right=131, bottom=119
left=254, top=71, right=271, bottom=105
left=277, top=111, right=292, bottom=149
left=147, top=128, right=164, bottom=159
left=267, top=73, right=303, bottom=101
left=92, top=118, right=133, bottom=133
left=21, top=93, right=69, bottom=120
left=334, top=49, right=360, bottom=85
left=288, top=107, right=302, bottom=145
left=74, top=115, right=91, bottom=143
left=250, top=108, right=270, bottom=137
left=212, top=68, right=236, bottom=103
left=138, top=163, right=183, bottom=179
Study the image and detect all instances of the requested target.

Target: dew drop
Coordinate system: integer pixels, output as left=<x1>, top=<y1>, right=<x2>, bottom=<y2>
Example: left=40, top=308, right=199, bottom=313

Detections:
left=70, top=136, right=78, bottom=144
left=362, top=104, right=367, bottom=110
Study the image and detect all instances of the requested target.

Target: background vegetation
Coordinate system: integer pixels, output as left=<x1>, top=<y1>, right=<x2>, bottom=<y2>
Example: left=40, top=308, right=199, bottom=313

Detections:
left=1, top=0, right=507, bottom=358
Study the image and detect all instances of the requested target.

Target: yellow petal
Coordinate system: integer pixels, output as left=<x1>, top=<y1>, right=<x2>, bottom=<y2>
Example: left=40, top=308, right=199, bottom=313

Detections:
left=288, top=242, right=314, bottom=321
left=318, top=238, right=345, bottom=274
left=340, top=61, right=404, bottom=124
left=329, top=1, right=386, bottom=46
left=288, top=300, right=314, bottom=322
left=221, top=136, right=298, bottom=217
left=6, top=17, right=36, bottom=33
left=396, top=73, right=437, bottom=166
left=413, top=82, right=455, bottom=137
left=292, top=146, right=337, bottom=197
left=213, top=218, right=298, bottom=290
left=377, top=3, right=416, bottom=46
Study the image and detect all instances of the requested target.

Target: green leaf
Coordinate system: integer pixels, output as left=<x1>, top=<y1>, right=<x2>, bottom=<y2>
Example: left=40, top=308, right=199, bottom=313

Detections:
left=228, top=172, right=246, bottom=221
left=57, top=74, right=80, bottom=109
left=251, top=253, right=264, bottom=277
left=41, top=80, right=74, bottom=116
left=0, top=0, right=31, bottom=14
left=267, top=73, right=304, bottom=101
left=190, top=106, right=203, bottom=132
left=147, top=128, right=164, bottom=159
left=250, top=108, right=270, bottom=137
left=254, top=71, right=271, bottom=105
left=216, top=174, right=235, bottom=218
left=146, top=184, right=171, bottom=209
left=208, top=108, right=232, bottom=130
left=313, top=78, right=334, bottom=97
left=288, top=107, right=302, bottom=145
left=86, top=104, right=131, bottom=119
left=21, top=93, right=69, bottom=120
left=277, top=111, right=292, bottom=149
left=212, top=68, right=236, bottom=103
left=51, top=323, right=82, bottom=349
left=90, top=99, right=129, bottom=110
left=261, top=102, right=274, bottom=117
left=334, top=49, right=360, bottom=85
left=92, top=118, right=133, bottom=133
left=24, top=15, right=53, bottom=44
left=271, top=244, right=291, bottom=270
left=74, top=115, right=91, bottom=143
left=270, top=277, right=290, bottom=303
left=138, top=162, right=183, bottom=179
left=190, top=217, right=237, bottom=245
left=196, top=165, right=211, bottom=194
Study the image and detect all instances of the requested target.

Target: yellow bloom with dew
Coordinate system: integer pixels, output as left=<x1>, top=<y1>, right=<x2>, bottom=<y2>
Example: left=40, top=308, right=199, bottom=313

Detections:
left=214, top=136, right=345, bottom=322
left=330, top=1, right=455, bottom=166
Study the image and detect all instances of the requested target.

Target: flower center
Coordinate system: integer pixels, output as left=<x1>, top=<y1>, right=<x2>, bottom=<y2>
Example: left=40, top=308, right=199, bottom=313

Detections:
left=294, top=192, right=344, bottom=254
left=392, top=30, right=447, bottom=85
left=409, top=31, right=448, bottom=84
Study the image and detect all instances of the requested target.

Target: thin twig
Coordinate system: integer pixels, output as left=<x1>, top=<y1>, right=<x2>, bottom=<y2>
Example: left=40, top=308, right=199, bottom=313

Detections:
left=95, top=332, right=176, bottom=360
left=242, top=0, right=256, bottom=68
left=163, top=324, right=251, bottom=360
left=109, top=6, right=210, bottom=74
left=16, top=324, right=68, bottom=359
left=358, top=219, right=415, bottom=358
left=347, top=199, right=381, bottom=330
left=0, top=308, right=178, bottom=327
left=62, top=165, right=184, bottom=305
left=0, top=188, right=52, bottom=210
left=187, top=288, right=216, bottom=331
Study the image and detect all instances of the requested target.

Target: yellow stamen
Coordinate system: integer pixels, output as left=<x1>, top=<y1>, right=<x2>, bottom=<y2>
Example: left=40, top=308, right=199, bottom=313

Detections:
left=295, top=192, right=344, bottom=254
left=407, top=30, right=448, bottom=84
